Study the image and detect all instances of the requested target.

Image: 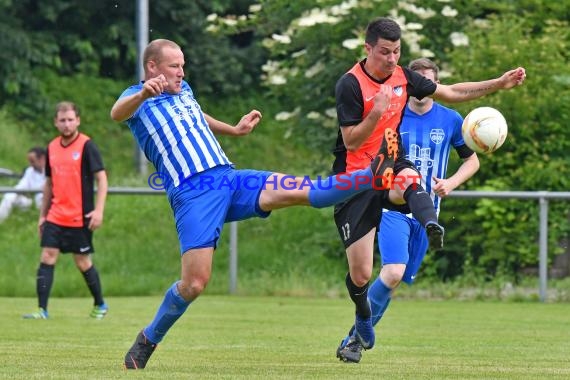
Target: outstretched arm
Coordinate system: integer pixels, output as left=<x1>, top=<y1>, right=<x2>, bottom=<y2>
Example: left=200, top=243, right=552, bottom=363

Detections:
left=433, top=67, right=526, bottom=103
left=205, top=110, right=262, bottom=136
left=110, top=75, right=169, bottom=122
left=432, top=153, right=480, bottom=197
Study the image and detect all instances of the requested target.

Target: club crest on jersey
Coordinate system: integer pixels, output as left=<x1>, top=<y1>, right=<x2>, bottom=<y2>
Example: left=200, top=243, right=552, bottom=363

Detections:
left=430, top=129, right=445, bottom=144
left=72, top=151, right=81, bottom=160
left=393, top=86, right=403, bottom=96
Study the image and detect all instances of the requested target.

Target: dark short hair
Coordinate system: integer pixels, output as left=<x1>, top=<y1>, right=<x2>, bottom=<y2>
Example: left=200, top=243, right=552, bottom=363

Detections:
left=28, top=146, right=46, bottom=158
left=365, top=17, right=401, bottom=45
left=54, top=101, right=80, bottom=118
left=408, top=58, right=440, bottom=81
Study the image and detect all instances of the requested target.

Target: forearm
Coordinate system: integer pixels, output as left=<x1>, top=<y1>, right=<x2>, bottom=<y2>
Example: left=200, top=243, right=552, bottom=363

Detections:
left=449, top=79, right=503, bottom=102
left=447, top=156, right=480, bottom=189
left=110, top=92, right=147, bottom=122
left=436, top=78, right=503, bottom=104
left=40, top=180, right=52, bottom=217
left=204, top=114, right=238, bottom=136
left=94, top=172, right=108, bottom=214
left=434, top=67, right=525, bottom=104
left=342, top=109, right=382, bottom=151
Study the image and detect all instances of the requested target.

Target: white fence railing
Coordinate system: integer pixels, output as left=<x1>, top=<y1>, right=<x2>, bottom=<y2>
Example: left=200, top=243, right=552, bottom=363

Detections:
left=2, top=187, right=569, bottom=301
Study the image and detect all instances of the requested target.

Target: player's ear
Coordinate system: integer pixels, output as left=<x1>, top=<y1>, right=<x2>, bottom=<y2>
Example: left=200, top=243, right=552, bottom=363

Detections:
left=147, top=60, right=157, bottom=72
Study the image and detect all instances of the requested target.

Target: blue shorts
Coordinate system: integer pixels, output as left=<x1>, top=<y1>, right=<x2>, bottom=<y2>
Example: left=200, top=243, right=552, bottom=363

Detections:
left=378, top=210, right=428, bottom=284
left=167, top=165, right=272, bottom=253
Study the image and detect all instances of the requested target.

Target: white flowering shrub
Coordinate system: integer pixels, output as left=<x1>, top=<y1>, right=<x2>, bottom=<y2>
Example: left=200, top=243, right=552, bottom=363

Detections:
left=207, top=0, right=468, bottom=155
left=208, top=1, right=570, bottom=282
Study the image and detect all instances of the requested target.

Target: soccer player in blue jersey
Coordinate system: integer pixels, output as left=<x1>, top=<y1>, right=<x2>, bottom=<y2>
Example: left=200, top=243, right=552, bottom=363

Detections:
left=336, top=58, right=480, bottom=363
left=110, top=38, right=388, bottom=369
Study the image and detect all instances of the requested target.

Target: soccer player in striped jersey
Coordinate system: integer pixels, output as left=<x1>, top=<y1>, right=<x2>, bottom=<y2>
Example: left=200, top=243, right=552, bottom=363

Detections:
left=337, top=58, right=480, bottom=362
left=333, top=17, right=525, bottom=360
left=111, top=39, right=387, bottom=370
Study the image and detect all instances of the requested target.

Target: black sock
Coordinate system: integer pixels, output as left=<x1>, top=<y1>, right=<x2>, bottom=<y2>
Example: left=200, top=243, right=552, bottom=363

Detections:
left=403, top=184, right=438, bottom=227
left=82, top=265, right=104, bottom=306
left=37, top=263, right=54, bottom=310
left=345, top=272, right=371, bottom=318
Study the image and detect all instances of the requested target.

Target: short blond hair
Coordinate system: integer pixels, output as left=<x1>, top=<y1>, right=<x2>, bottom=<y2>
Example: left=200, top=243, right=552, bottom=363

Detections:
left=143, top=39, right=181, bottom=71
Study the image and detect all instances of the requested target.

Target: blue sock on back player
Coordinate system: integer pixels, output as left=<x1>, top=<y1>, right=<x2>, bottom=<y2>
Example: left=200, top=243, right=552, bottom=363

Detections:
left=368, top=278, right=392, bottom=326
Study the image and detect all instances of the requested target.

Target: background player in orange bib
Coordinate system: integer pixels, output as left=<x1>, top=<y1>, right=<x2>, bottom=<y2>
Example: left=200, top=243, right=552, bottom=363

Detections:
left=23, top=101, right=109, bottom=320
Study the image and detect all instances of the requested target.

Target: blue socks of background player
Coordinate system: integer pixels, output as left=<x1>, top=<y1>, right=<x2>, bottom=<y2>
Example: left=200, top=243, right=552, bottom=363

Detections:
left=144, top=282, right=191, bottom=344
left=308, top=167, right=373, bottom=208
left=368, top=277, right=392, bottom=326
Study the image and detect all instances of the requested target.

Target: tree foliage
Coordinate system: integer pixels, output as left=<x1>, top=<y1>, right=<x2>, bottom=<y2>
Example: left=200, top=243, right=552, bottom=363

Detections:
left=209, top=0, right=570, bottom=282
left=0, top=0, right=263, bottom=122
left=1, top=0, right=569, bottom=282
left=208, top=0, right=473, bottom=162
left=437, top=13, right=570, bottom=282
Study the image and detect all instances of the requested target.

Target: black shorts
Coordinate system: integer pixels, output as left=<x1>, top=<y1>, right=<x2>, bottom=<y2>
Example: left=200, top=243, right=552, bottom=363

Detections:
left=40, top=221, right=94, bottom=254
left=333, top=158, right=418, bottom=248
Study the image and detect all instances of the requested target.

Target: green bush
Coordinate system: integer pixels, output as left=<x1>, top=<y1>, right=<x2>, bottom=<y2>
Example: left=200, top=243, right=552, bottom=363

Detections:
left=437, top=14, right=570, bottom=282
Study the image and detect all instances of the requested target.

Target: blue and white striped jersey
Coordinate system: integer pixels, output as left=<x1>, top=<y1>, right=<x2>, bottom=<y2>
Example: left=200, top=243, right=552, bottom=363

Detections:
left=121, top=80, right=232, bottom=188
left=400, top=102, right=465, bottom=215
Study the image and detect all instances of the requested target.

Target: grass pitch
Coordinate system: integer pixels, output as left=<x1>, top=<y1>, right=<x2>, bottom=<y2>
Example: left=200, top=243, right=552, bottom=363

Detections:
left=0, top=296, right=569, bottom=379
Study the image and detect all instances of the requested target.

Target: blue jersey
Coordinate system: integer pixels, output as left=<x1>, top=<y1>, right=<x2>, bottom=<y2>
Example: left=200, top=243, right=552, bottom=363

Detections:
left=400, top=102, right=465, bottom=214
left=120, top=80, right=232, bottom=188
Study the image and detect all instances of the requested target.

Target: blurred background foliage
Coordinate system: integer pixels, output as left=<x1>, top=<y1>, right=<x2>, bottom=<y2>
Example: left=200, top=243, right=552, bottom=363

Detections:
left=0, top=0, right=569, bottom=286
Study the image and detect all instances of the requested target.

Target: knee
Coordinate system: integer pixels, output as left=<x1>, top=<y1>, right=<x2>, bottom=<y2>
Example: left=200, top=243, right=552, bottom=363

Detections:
left=380, top=265, right=405, bottom=288
left=391, top=168, right=419, bottom=199
left=75, top=260, right=92, bottom=272
left=350, top=269, right=372, bottom=287
left=178, top=277, right=209, bottom=300
left=40, top=250, right=58, bottom=265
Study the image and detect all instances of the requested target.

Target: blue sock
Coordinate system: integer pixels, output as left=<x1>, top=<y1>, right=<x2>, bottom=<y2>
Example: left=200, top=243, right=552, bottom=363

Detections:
left=143, top=282, right=191, bottom=344
left=308, top=167, right=373, bottom=208
left=368, top=277, right=392, bottom=326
